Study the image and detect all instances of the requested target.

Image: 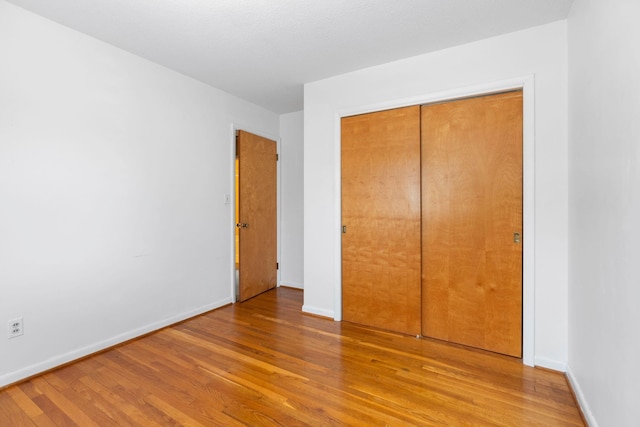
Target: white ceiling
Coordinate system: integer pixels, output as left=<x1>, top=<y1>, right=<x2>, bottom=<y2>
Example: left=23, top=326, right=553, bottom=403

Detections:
left=7, top=0, right=574, bottom=114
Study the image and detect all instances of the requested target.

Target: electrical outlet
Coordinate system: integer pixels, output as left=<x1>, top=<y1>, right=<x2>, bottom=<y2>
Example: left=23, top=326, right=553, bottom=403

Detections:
left=7, top=317, right=23, bottom=339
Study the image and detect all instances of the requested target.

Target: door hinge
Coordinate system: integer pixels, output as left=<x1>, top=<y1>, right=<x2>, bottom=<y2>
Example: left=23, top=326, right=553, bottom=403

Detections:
left=276, top=153, right=279, bottom=161
left=276, top=262, right=279, bottom=270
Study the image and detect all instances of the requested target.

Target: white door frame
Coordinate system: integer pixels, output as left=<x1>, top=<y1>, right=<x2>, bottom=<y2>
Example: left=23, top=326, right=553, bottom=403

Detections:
left=333, top=76, right=535, bottom=366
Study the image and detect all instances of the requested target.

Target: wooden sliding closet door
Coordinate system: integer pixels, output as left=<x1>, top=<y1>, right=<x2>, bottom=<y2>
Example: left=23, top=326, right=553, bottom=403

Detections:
left=421, top=91, right=523, bottom=357
left=341, top=106, right=421, bottom=335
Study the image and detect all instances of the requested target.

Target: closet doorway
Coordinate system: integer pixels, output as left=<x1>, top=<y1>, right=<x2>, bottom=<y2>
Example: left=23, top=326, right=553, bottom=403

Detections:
left=341, top=91, right=523, bottom=357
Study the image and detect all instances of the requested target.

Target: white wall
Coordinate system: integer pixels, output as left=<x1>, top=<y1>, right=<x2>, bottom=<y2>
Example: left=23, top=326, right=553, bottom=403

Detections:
left=0, top=1, right=278, bottom=387
left=304, top=21, right=569, bottom=368
left=279, top=111, right=304, bottom=289
left=568, top=1, right=640, bottom=425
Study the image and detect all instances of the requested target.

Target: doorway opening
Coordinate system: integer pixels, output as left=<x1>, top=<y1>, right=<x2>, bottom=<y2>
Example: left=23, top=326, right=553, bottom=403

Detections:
left=234, top=130, right=278, bottom=302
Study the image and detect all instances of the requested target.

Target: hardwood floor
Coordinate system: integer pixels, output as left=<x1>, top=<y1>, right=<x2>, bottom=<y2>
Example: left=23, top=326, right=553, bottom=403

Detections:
left=0, top=287, right=584, bottom=426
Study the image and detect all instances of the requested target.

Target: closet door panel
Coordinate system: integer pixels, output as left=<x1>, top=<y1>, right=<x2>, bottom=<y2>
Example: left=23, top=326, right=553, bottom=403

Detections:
left=421, top=92, right=523, bottom=357
left=341, top=106, right=421, bottom=335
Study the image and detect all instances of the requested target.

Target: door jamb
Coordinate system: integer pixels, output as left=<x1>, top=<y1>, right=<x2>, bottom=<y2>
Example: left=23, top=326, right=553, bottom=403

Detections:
left=333, top=76, right=535, bottom=366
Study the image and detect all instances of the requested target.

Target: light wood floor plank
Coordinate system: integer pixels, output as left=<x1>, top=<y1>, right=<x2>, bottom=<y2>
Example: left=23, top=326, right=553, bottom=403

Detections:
left=0, top=288, right=584, bottom=426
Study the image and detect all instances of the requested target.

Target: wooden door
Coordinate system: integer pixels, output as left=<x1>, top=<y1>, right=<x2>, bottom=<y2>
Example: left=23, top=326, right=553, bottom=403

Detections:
left=421, top=91, right=523, bottom=357
left=237, top=130, right=277, bottom=302
left=341, top=106, right=421, bottom=335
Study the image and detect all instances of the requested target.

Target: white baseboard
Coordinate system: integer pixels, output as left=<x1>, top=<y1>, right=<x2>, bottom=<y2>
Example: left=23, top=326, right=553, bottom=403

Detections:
left=302, top=304, right=334, bottom=319
left=534, top=356, right=567, bottom=372
left=280, top=281, right=303, bottom=289
left=566, top=367, right=598, bottom=427
left=0, top=297, right=232, bottom=388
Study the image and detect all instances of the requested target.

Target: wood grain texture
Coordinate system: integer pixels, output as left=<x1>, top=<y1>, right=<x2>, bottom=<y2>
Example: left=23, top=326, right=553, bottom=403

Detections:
left=0, top=288, right=583, bottom=426
left=237, top=130, right=277, bottom=302
left=341, top=106, right=422, bottom=335
left=421, top=91, right=523, bottom=357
